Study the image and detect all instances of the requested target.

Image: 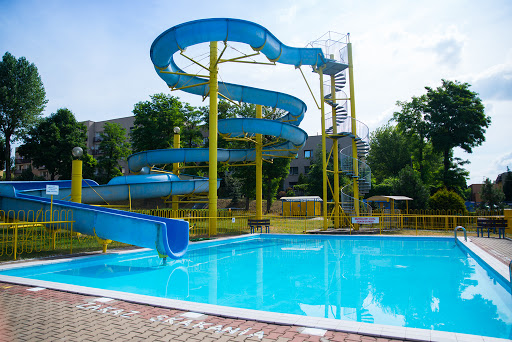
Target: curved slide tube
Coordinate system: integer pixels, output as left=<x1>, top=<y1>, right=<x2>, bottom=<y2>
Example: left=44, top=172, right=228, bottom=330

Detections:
left=129, top=18, right=336, bottom=172
left=19, top=174, right=219, bottom=205
left=0, top=19, right=343, bottom=260
left=0, top=181, right=188, bottom=259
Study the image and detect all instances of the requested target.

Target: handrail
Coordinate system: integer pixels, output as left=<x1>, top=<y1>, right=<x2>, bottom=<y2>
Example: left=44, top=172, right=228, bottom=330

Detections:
left=454, top=226, right=467, bottom=242
left=509, top=260, right=512, bottom=287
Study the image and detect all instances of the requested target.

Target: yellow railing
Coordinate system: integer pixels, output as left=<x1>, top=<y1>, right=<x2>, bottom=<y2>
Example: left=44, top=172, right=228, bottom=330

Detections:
left=0, top=209, right=126, bottom=261
left=1, top=207, right=507, bottom=261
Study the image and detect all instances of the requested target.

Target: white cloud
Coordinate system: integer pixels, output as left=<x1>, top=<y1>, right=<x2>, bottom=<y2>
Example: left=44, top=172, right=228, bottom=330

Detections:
left=471, top=62, right=512, bottom=100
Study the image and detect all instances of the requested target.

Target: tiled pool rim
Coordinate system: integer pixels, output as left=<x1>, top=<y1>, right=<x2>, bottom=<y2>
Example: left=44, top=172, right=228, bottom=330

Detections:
left=0, top=234, right=510, bottom=342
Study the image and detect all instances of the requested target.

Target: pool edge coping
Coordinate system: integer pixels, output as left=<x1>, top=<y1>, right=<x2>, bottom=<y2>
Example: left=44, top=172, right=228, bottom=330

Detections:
left=0, top=234, right=510, bottom=342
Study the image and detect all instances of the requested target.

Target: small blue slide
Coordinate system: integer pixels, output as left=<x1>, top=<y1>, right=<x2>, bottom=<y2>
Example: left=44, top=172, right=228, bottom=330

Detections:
left=0, top=19, right=344, bottom=258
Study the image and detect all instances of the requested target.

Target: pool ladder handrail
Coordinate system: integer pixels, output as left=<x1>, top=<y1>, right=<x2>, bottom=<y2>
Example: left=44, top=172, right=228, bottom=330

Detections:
left=454, top=226, right=467, bottom=242
left=509, top=260, right=512, bottom=288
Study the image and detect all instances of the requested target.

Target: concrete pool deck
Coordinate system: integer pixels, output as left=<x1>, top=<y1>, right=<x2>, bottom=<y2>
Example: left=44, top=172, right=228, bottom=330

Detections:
left=0, top=236, right=510, bottom=342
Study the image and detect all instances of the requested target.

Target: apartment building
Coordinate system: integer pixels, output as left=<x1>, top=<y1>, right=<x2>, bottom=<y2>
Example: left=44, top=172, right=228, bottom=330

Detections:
left=82, top=116, right=135, bottom=174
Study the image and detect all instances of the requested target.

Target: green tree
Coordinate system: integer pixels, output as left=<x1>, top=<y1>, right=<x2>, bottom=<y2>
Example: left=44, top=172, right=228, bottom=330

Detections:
left=96, top=122, right=131, bottom=184
left=219, top=170, right=243, bottom=204
left=479, top=178, right=505, bottom=210
left=366, top=125, right=411, bottom=183
left=428, top=188, right=467, bottom=212
left=233, top=163, right=256, bottom=210
left=18, top=108, right=94, bottom=180
left=15, top=165, right=45, bottom=181
left=425, top=80, right=490, bottom=187
left=393, top=96, right=441, bottom=185
left=502, top=167, right=512, bottom=202
left=0, top=52, right=47, bottom=180
left=0, top=135, right=6, bottom=170
left=367, top=177, right=397, bottom=198
left=263, top=157, right=291, bottom=213
left=392, top=165, right=429, bottom=210
left=181, top=105, right=204, bottom=148
left=131, top=94, right=190, bottom=152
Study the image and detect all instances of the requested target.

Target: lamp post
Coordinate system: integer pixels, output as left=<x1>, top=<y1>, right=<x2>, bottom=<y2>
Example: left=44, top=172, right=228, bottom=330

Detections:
left=70, top=147, right=83, bottom=203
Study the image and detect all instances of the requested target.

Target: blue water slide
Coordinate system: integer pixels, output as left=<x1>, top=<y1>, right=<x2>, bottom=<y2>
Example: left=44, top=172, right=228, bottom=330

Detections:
left=17, top=174, right=217, bottom=205
left=0, top=181, right=188, bottom=259
left=0, top=19, right=346, bottom=259
left=128, top=18, right=339, bottom=172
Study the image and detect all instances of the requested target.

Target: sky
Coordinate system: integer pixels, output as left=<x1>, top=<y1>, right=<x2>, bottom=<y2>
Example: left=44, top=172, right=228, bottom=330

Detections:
left=1, top=0, right=511, bottom=185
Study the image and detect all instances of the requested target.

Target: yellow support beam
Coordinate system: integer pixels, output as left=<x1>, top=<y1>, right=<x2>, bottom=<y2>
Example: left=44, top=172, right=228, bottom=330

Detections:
left=208, top=41, right=218, bottom=236
left=348, top=42, right=360, bottom=227
left=172, top=129, right=181, bottom=216
left=319, top=67, right=328, bottom=230
left=256, top=105, right=263, bottom=220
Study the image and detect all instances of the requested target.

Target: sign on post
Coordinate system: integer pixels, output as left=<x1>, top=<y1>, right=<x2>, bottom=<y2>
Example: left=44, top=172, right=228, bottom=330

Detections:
left=46, top=185, right=59, bottom=196
left=351, top=217, right=379, bottom=224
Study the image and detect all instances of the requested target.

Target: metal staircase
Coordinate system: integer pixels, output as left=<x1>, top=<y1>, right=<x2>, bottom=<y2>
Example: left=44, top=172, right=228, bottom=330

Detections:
left=324, top=69, right=372, bottom=214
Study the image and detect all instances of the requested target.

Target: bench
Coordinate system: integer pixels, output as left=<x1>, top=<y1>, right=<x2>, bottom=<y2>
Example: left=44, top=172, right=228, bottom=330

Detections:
left=248, top=219, right=270, bottom=234
left=477, top=218, right=507, bottom=238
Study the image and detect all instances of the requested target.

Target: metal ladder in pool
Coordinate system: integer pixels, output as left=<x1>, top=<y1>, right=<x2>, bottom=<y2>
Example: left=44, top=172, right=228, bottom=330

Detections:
left=454, top=226, right=467, bottom=242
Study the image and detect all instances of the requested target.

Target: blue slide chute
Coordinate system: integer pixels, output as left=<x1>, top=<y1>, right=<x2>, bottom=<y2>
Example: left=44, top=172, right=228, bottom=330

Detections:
left=0, top=181, right=188, bottom=259
left=129, top=18, right=346, bottom=172
left=0, top=19, right=347, bottom=259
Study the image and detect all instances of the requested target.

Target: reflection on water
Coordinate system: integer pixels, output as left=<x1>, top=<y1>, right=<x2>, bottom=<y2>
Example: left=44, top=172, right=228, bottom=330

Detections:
left=2, top=237, right=511, bottom=339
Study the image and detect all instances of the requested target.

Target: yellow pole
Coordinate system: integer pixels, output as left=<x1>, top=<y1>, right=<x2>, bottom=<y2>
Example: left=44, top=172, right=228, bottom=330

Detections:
left=13, top=223, right=18, bottom=260
left=347, top=42, right=360, bottom=229
left=70, top=159, right=83, bottom=203
left=319, top=67, right=328, bottom=230
left=330, top=55, right=340, bottom=228
left=208, top=41, right=218, bottom=236
left=256, top=105, right=263, bottom=220
left=172, top=130, right=181, bottom=215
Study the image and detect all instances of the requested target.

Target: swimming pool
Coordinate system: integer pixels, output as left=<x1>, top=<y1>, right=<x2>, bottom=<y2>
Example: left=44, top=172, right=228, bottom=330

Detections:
left=0, top=235, right=511, bottom=340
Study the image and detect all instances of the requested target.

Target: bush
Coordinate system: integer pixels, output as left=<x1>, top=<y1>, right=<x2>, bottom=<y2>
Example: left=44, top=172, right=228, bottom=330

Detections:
left=428, top=188, right=467, bottom=212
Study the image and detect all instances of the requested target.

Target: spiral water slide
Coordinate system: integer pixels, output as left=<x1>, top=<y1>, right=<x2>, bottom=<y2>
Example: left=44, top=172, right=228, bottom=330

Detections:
left=0, top=19, right=339, bottom=259
left=128, top=18, right=337, bottom=171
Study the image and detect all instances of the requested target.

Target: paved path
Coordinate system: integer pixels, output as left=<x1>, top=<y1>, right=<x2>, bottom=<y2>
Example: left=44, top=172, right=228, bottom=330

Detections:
left=471, top=237, right=512, bottom=265
left=0, top=282, right=403, bottom=342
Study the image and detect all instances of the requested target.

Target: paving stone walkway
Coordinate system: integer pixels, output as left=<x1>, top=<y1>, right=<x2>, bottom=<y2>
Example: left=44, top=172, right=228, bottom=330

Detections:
left=471, top=237, right=512, bottom=265
left=0, top=282, right=404, bottom=342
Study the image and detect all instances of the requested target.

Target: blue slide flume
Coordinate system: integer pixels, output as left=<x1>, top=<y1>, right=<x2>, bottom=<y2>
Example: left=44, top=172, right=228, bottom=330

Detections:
left=0, top=19, right=343, bottom=259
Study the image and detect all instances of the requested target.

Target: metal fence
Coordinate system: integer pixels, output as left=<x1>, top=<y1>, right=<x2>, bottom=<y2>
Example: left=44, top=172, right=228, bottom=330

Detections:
left=0, top=207, right=507, bottom=261
left=0, top=209, right=125, bottom=261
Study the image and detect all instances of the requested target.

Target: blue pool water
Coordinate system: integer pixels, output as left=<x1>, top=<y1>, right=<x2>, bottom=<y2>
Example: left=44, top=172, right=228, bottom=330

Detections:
left=1, top=235, right=511, bottom=339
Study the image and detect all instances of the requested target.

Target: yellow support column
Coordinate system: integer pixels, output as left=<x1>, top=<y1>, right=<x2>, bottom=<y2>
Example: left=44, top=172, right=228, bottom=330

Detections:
left=319, top=67, right=328, bottom=230
left=70, top=160, right=82, bottom=203
left=330, top=57, right=340, bottom=228
left=256, top=105, right=263, bottom=220
left=208, top=41, right=218, bottom=236
left=172, top=127, right=181, bottom=215
left=347, top=42, right=360, bottom=228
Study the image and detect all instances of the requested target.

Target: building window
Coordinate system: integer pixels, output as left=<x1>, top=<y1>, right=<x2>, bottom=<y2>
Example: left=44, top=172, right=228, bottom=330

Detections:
left=304, top=166, right=310, bottom=174
left=304, top=150, right=312, bottom=159
left=289, top=167, right=299, bottom=175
